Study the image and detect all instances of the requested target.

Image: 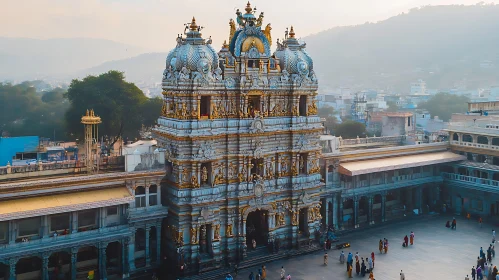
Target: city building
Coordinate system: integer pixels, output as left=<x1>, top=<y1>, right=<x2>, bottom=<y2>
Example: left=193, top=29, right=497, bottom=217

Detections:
left=410, top=79, right=427, bottom=95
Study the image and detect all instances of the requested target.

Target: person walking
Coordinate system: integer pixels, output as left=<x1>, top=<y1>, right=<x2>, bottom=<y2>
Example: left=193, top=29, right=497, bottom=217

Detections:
left=493, top=230, right=496, bottom=243
left=280, top=267, right=285, bottom=280
left=368, top=256, right=373, bottom=272
left=400, top=270, right=405, bottom=280
left=485, top=263, right=489, bottom=278
left=371, top=252, right=375, bottom=268
left=347, top=252, right=353, bottom=266
left=347, top=264, right=353, bottom=278
left=480, top=217, right=483, bottom=228
left=286, top=274, right=291, bottom=280
left=465, top=275, right=469, bottom=280
left=340, top=251, right=345, bottom=264
left=410, top=231, right=415, bottom=245
left=249, top=272, right=255, bottom=280
left=478, top=266, right=483, bottom=280
left=369, top=270, right=374, bottom=280
left=261, top=265, right=266, bottom=280
left=379, top=239, right=383, bottom=254
left=384, top=239, right=389, bottom=253
left=404, top=235, right=409, bottom=247
left=356, top=259, right=360, bottom=275
left=225, top=273, right=233, bottom=280
left=324, top=252, right=328, bottom=265
left=472, top=266, right=476, bottom=280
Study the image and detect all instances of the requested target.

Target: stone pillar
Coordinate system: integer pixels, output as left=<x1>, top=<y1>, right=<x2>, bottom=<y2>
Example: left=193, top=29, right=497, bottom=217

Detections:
left=381, top=193, right=386, bottom=222
left=71, top=212, right=78, bottom=234
left=354, top=197, right=359, bottom=228
left=338, top=196, right=344, bottom=229
left=99, top=243, right=108, bottom=280
left=332, top=195, right=338, bottom=229
left=418, top=187, right=423, bottom=214
left=128, top=234, right=136, bottom=272
left=145, top=226, right=151, bottom=266
left=99, top=208, right=107, bottom=230
left=42, top=216, right=49, bottom=238
left=9, top=258, right=17, bottom=280
left=8, top=221, right=15, bottom=245
left=368, top=196, right=374, bottom=225
left=121, top=239, right=127, bottom=276
left=42, top=252, right=49, bottom=280
left=156, top=223, right=162, bottom=264
left=71, top=247, right=78, bottom=280
left=145, top=186, right=150, bottom=208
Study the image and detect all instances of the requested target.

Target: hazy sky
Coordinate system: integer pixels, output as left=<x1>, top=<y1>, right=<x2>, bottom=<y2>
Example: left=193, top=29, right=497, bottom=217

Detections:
left=2, top=0, right=481, bottom=52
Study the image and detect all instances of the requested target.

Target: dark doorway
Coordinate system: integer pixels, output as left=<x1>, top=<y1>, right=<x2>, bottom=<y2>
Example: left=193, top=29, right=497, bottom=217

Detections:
left=49, top=251, right=70, bottom=279
left=246, top=210, right=269, bottom=248
left=106, top=241, right=122, bottom=277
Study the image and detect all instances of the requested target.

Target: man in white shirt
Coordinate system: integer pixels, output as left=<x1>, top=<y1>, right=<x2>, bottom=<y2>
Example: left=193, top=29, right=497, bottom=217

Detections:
left=465, top=274, right=469, bottom=280
left=400, top=270, right=405, bottom=280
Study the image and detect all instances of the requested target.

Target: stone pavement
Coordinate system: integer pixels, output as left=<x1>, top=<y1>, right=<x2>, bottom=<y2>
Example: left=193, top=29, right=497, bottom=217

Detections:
left=231, top=215, right=498, bottom=280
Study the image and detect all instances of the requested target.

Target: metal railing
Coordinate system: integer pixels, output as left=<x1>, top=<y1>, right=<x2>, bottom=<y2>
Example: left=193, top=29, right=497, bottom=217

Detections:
left=441, top=172, right=499, bottom=187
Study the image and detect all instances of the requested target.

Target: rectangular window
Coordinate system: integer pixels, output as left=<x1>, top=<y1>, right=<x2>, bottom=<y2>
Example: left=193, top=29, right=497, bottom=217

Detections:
left=149, top=195, right=157, bottom=206
left=78, top=210, right=97, bottom=230
left=299, top=95, right=307, bottom=116
left=299, top=153, right=308, bottom=174
left=299, top=208, right=308, bottom=233
left=50, top=213, right=70, bottom=232
left=201, top=162, right=212, bottom=186
left=408, top=116, right=411, bottom=126
left=107, top=206, right=118, bottom=216
left=135, top=196, right=146, bottom=208
left=248, top=95, right=261, bottom=117
left=200, top=96, right=211, bottom=118
left=18, top=217, right=41, bottom=238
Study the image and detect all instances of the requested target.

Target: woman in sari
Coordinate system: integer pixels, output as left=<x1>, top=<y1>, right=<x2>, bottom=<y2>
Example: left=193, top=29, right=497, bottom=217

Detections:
left=379, top=239, right=383, bottom=253
left=410, top=231, right=415, bottom=245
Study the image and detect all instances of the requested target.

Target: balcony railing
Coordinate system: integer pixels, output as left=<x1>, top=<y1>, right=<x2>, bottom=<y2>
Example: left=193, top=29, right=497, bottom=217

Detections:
left=339, top=173, right=434, bottom=189
left=442, top=172, right=499, bottom=187
left=450, top=140, right=499, bottom=151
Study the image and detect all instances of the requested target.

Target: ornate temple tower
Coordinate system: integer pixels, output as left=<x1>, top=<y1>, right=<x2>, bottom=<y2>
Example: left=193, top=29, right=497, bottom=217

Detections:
left=154, top=2, right=323, bottom=273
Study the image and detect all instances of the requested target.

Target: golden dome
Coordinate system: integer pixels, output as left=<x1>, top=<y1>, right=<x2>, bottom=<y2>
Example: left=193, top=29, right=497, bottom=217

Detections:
left=189, top=17, right=198, bottom=31
left=245, top=2, right=253, bottom=14
left=241, top=36, right=265, bottom=53
left=289, top=26, right=296, bottom=38
left=81, top=109, right=102, bottom=125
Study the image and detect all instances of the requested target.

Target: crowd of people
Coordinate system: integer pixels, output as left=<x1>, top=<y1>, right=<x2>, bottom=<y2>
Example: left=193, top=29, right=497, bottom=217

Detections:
left=468, top=230, right=498, bottom=280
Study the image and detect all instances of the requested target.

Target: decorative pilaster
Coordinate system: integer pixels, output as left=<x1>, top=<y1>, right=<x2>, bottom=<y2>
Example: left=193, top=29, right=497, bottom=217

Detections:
left=354, top=197, right=359, bottom=228
left=145, top=185, right=150, bottom=208
left=368, top=196, right=374, bottom=225
left=71, top=247, right=78, bottom=280
left=42, top=216, right=49, bottom=238
left=332, top=195, right=338, bottom=229
left=71, top=212, right=78, bottom=234
left=156, top=223, right=162, bottom=263
left=338, top=196, right=344, bottom=229
left=42, top=252, right=49, bottom=280
left=381, top=192, right=386, bottom=222
left=145, top=226, right=151, bottom=266
left=128, top=234, right=136, bottom=272
left=9, top=258, right=17, bottom=280
left=99, top=243, right=108, bottom=280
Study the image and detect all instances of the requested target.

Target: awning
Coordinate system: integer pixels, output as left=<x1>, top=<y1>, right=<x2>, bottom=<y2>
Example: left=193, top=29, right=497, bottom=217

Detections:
left=0, top=187, right=133, bottom=221
left=339, top=151, right=466, bottom=176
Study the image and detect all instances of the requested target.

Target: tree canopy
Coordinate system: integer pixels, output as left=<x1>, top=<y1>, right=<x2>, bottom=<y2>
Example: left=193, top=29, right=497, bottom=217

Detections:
left=0, top=83, right=69, bottom=139
left=318, top=105, right=338, bottom=134
left=417, top=92, right=469, bottom=121
left=386, top=101, right=398, bottom=112
left=65, top=71, right=160, bottom=141
left=333, top=120, right=367, bottom=139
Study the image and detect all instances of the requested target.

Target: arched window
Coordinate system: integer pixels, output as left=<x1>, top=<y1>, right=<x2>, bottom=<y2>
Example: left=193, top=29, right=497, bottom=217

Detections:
left=462, top=134, right=473, bottom=143
left=135, top=186, right=146, bottom=208
left=149, top=185, right=158, bottom=206
left=452, top=133, right=459, bottom=141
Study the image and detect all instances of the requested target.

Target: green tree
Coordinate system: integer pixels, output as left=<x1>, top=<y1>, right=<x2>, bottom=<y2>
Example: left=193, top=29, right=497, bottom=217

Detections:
left=318, top=105, right=338, bottom=134
left=333, top=120, right=367, bottom=139
left=418, top=92, right=469, bottom=121
left=386, top=101, right=398, bottom=112
left=65, top=71, right=150, bottom=141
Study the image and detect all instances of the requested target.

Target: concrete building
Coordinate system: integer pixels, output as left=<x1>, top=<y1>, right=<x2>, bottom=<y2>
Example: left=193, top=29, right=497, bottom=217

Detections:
left=381, top=112, right=415, bottom=137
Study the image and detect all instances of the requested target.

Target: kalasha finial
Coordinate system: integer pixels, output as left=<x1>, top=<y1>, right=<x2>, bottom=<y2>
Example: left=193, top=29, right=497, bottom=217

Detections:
left=189, top=17, right=198, bottom=31
left=289, top=26, right=296, bottom=38
left=245, top=2, right=253, bottom=14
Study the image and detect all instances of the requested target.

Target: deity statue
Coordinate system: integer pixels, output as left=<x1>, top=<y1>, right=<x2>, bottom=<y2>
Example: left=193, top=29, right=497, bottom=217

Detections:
left=281, top=70, right=290, bottom=82
left=214, top=67, right=223, bottom=81
left=281, top=159, right=288, bottom=176
left=256, top=12, right=264, bottom=27
left=179, top=66, right=190, bottom=81
left=212, top=167, right=224, bottom=187
left=267, top=159, right=274, bottom=179
left=201, top=166, right=208, bottom=184
left=291, top=160, right=298, bottom=176
left=292, top=212, right=298, bottom=226
left=299, top=155, right=304, bottom=172
left=308, top=100, right=318, bottom=115
left=214, top=224, right=221, bottom=240
left=226, top=224, right=233, bottom=237
left=190, top=227, right=198, bottom=244
left=263, top=23, right=272, bottom=46
left=161, top=101, right=168, bottom=117
left=229, top=19, right=236, bottom=42
left=259, top=60, right=265, bottom=73
left=191, top=175, right=199, bottom=188
left=211, top=102, right=219, bottom=119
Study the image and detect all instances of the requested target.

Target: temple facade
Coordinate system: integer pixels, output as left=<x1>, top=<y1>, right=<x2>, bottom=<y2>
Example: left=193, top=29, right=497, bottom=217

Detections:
left=153, top=2, right=323, bottom=274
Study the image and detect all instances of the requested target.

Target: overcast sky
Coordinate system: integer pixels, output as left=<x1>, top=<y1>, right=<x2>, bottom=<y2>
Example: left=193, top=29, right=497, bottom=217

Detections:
left=1, top=0, right=482, bottom=52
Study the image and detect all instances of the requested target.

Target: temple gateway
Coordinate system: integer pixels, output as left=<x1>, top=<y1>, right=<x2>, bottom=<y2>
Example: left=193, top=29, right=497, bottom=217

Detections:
left=154, top=2, right=323, bottom=273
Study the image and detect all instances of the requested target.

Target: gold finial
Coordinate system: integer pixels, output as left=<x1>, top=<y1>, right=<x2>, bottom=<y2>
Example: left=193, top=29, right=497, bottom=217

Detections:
left=289, top=26, right=295, bottom=38
left=222, top=40, right=228, bottom=48
left=245, top=2, right=252, bottom=14
left=189, top=17, right=198, bottom=31
left=86, top=109, right=89, bottom=116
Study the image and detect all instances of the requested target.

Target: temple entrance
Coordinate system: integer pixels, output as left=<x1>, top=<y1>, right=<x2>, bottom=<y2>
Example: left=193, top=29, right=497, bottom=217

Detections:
left=246, top=210, right=268, bottom=248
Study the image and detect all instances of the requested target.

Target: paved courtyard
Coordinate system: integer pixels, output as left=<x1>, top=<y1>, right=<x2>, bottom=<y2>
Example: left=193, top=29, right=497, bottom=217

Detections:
left=232, top=215, right=498, bottom=280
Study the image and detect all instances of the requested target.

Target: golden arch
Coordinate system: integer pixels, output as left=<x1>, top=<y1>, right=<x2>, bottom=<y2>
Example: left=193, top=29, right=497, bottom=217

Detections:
left=241, top=36, right=265, bottom=54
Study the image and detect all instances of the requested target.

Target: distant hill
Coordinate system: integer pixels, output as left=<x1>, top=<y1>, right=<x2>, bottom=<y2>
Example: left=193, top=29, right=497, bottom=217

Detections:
left=78, top=52, right=167, bottom=84
left=0, top=37, right=145, bottom=81
left=304, top=4, right=499, bottom=92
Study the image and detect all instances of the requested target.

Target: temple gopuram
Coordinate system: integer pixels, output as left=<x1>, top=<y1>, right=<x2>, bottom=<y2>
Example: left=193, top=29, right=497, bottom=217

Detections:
left=154, top=1, right=323, bottom=274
